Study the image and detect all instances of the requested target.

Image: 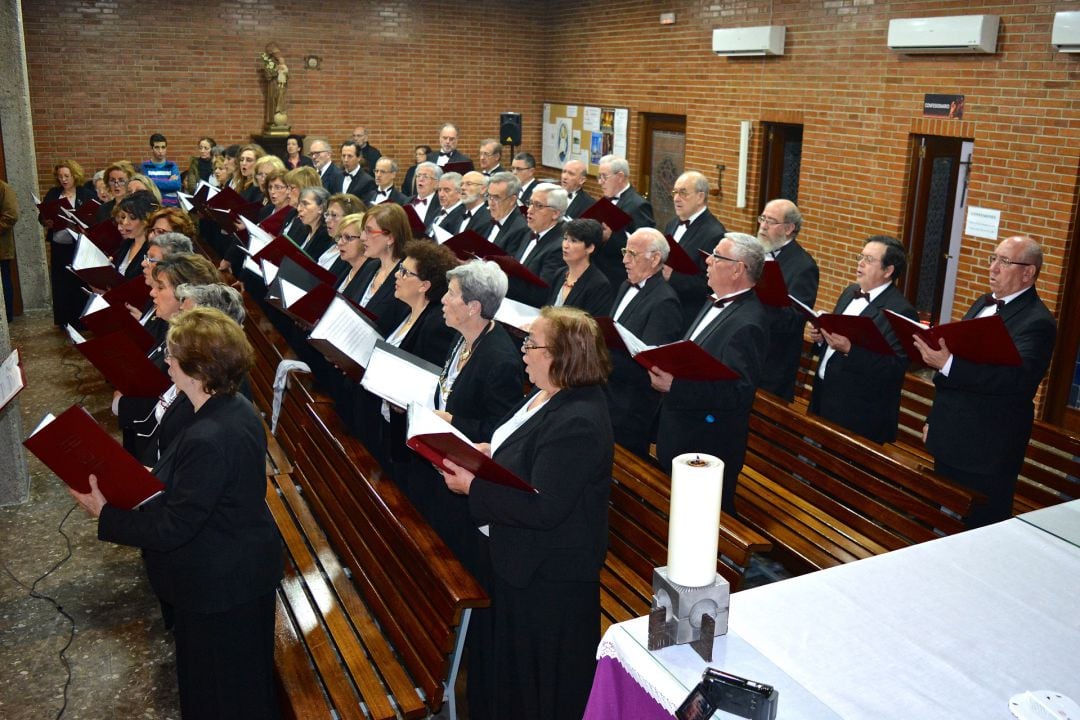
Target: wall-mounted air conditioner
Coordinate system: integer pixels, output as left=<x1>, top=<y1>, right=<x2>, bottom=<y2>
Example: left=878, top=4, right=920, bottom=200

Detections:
left=887, top=15, right=999, bottom=54
left=1052, top=11, right=1080, bottom=53
left=712, top=26, right=785, bottom=57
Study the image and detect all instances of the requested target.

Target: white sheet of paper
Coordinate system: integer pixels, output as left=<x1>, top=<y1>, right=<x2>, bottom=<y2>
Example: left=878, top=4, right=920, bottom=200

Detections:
left=613, top=321, right=655, bottom=356
left=494, top=298, right=541, bottom=332
left=0, top=349, right=26, bottom=410
left=406, top=402, right=474, bottom=446
left=71, top=234, right=111, bottom=269
left=308, top=297, right=382, bottom=369
left=280, top=278, right=305, bottom=308
left=360, top=343, right=441, bottom=410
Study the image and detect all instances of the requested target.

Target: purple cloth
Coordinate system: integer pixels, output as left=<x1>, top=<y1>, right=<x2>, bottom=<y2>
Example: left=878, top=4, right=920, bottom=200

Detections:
left=582, top=656, right=673, bottom=720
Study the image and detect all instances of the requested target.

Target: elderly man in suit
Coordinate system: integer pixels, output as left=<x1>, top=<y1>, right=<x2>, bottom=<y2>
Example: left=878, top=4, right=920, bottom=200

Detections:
left=408, top=162, right=443, bottom=232
left=652, top=232, right=769, bottom=512
left=507, top=182, right=567, bottom=306
left=365, top=157, right=408, bottom=205
left=456, top=171, right=492, bottom=236
left=808, top=235, right=918, bottom=443
left=561, top=159, right=594, bottom=219
left=595, top=154, right=655, bottom=287
left=757, top=198, right=819, bottom=401
left=915, top=235, right=1056, bottom=528
left=662, top=170, right=727, bottom=327
left=605, top=227, right=683, bottom=459
left=428, top=122, right=473, bottom=170
left=485, top=172, right=529, bottom=257
left=478, top=138, right=504, bottom=176
left=310, top=138, right=343, bottom=192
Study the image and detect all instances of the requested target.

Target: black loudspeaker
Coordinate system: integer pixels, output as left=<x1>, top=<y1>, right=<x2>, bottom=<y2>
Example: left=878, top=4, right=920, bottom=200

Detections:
left=499, top=112, right=522, bottom=146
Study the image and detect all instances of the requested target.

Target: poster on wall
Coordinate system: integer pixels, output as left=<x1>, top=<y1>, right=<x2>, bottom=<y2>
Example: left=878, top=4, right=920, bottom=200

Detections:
left=923, top=94, right=965, bottom=119
left=542, top=102, right=629, bottom=174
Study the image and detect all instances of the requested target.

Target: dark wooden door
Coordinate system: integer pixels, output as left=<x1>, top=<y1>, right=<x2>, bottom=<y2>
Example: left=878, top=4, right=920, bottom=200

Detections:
left=757, top=123, right=803, bottom=214
left=639, top=114, right=686, bottom=232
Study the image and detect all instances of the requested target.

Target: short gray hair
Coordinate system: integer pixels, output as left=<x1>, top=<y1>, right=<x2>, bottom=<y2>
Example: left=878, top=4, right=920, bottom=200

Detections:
left=630, top=227, right=670, bottom=263
left=488, top=171, right=520, bottom=196
left=480, top=138, right=501, bottom=157
left=680, top=171, right=709, bottom=194
left=299, top=185, right=329, bottom=209
left=533, top=183, right=568, bottom=213
left=377, top=157, right=398, bottom=173
left=599, top=155, right=630, bottom=177
left=447, top=259, right=508, bottom=319
left=440, top=172, right=463, bottom=190
left=149, top=231, right=193, bottom=257
left=174, top=283, right=246, bottom=324
left=417, top=161, right=443, bottom=181
left=725, top=232, right=765, bottom=282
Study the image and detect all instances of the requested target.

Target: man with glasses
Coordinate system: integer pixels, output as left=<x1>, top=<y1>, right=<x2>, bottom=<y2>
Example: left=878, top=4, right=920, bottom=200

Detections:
left=478, top=139, right=504, bottom=176
left=309, top=138, right=343, bottom=193
left=485, top=171, right=529, bottom=257
left=652, top=232, right=769, bottom=513
left=808, top=236, right=918, bottom=443
left=365, top=157, right=408, bottom=205
left=757, top=197, right=819, bottom=401
left=915, top=235, right=1056, bottom=528
left=561, top=159, right=595, bottom=219
left=507, top=182, right=567, bottom=306
left=663, top=171, right=727, bottom=326
left=433, top=172, right=465, bottom=233
left=512, top=152, right=539, bottom=206
left=457, top=172, right=492, bottom=235
left=352, top=126, right=381, bottom=174
left=409, top=162, right=443, bottom=232
left=428, top=123, right=473, bottom=170
left=605, top=228, right=682, bottom=458
left=595, top=154, right=655, bottom=287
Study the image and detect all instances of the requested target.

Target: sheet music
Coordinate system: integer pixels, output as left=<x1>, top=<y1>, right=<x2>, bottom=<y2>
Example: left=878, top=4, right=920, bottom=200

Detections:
left=241, top=216, right=274, bottom=256
left=432, top=223, right=454, bottom=244
left=884, top=308, right=930, bottom=330
left=30, top=412, right=56, bottom=436
left=613, top=321, right=655, bottom=356
left=0, top=350, right=26, bottom=410
left=308, top=297, right=382, bottom=369
left=280, top=278, right=305, bottom=307
left=177, top=192, right=194, bottom=212
left=65, top=324, right=87, bottom=344
left=406, top=402, right=475, bottom=445
left=70, top=234, right=111, bottom=269
left=494, top=298, right=541, bottom=332
left=360, top=342, right=441, bottom=410
left=82, top=292, right=110, bottom=316
left=242, top=255, right=263, bottom=278
left=788, top=293, right=821, bottom=318
left=261, top=259, right=279, bottom=284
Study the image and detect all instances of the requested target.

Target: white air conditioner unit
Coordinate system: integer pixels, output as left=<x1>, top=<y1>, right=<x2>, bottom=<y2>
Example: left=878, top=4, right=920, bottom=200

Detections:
left=887, top=15, right=999, bottom=54
left=712, top=26, right=785, bottom=57
left=1052, top=11, right=1080, bottom=53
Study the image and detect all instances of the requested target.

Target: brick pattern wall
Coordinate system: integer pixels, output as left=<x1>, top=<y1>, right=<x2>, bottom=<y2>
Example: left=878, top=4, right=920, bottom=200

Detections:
left=24, top=0, right=1079, bottom=319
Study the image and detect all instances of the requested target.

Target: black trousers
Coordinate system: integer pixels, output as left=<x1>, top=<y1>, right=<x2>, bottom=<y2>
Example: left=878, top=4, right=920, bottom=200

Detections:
left=936, top=459, right=1019, bottom=529
left=173, top=590, right=280, bottom=720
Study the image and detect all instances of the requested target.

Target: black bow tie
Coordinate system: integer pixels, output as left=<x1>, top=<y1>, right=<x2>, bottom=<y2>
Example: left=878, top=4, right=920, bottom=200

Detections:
left=482, top=171, right=492, bottom=176
left=712, top=295, right=734, bottom=308
left=769, top=250, right=781, bottom=260
left=491, top=220, right=502, bottom=229
left=854, top=290, right=871, bottom=301
left=568, top=192, right=576, bottom=201
left=680, top=219, right=691, bottom=228
left=530, top=232, right=540, bottom=241
left=412, top=197, right=427, bottom=206
left=441, top=151, right=453, bottom=157
left=985, top=293, right=1005, bottom=309
left=463, top=210, right=472, bottom=220
left=378, top=188, right=390, bottom=196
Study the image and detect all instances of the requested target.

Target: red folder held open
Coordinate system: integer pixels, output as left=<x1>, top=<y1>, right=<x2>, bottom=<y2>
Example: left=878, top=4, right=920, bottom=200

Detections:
left=884, top=310, right=1022, bottom=367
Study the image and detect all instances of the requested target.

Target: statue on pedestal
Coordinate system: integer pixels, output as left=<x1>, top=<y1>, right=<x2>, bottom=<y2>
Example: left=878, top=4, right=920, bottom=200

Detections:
left=260, top=43, right=290, bottom=135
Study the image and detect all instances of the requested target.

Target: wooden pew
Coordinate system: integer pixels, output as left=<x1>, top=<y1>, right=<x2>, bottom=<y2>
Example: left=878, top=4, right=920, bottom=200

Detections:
left=736, top=391, right=983, bottom=575
left=601, top=446, right=772, bottom=632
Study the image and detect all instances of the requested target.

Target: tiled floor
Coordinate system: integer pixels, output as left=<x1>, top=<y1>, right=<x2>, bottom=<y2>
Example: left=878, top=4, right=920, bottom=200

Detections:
left=0, top=311, right=180, bottom=719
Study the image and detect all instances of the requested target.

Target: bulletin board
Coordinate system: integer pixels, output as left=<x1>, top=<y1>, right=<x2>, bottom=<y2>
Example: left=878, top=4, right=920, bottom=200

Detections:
left=541, top=102, right=629, bottom=174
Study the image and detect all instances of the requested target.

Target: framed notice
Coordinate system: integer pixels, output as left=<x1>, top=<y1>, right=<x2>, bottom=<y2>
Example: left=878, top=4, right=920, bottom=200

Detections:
left=542, top=102, right=629, bottom=174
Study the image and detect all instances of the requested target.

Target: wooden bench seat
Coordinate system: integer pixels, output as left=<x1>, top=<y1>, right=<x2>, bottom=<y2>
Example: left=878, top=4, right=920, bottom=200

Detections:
left=737, top=390, right=982, bottom=574
left=602, top=445, right=772, bottom=632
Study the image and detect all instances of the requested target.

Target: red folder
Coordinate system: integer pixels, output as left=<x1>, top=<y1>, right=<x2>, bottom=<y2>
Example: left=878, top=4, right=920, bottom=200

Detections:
left=442, top=161, right=473, bottom=175
left=754, top=261, right=791, bottom=308
left=664, top=234, right=701, bottom=275
left=37, top=197, right=73, bottom=231
left=85, top=220, right=125, bottom=258
left=406, top=433, right=535, bottom=493
left=259, top=205, right=294, bottom=237
left=252, top=237, right=337, bottom=286
left=581, top=197, right=632, bottom=234
left=884, top=310, right=1022, bottom=367
left=634, top=340, right=740, bottom=381
left=268, top=282, right=336, bottom=330
left=82, top=301, right=156, bottom=354
left=103, top=274, right=152, bottom=311
left=403, top=203, right=428, bottom=237
left=594, top=316, right=627, bottom=353
left=70, top=263, right=126, bottom=290
left=789, top=298, right=895, bottom=356
left=486, top=254, right=548, bottom=288
left=204, top=186, right=262, bottom=230
left=444, top=230, right=508, bottom=260
left=24, top=405, right=164, bottom=510
left=74, top=198, right=103, bottom=226
left=71, top=330, right=172, bottom=397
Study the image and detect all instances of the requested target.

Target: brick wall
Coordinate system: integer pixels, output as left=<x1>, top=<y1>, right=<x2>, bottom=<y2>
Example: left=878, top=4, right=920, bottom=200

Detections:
left=23, top=0, right=1080, bottom=318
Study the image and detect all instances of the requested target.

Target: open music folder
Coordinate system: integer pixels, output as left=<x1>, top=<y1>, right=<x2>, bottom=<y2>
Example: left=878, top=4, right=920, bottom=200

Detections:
left=264, top=256, right=337, bottom=329
left=594, top=317, right=739, bottom=381
left=80, top=293, right=157, bottom=354
left=884, top=309, right=1022, bottom=367
left=24, top=405, right=164, bottom=510
left=405, top=404, right=535, bottom=493
left=581, top=197, right=633, bottom=234
left=68, top=233, right=126, bottom=289
left=789, top=294, right=895, bottom=356
left=754, top=260, right=793, bottom=308
left=0, top=348, right=27, bottom=413
left=66, top=325, right=171, bottom=397
left=663, top=233, right=701, bottom=275
left=306, top=296, right=383, bottom=381
left=360, top=341, right=442, bottom=411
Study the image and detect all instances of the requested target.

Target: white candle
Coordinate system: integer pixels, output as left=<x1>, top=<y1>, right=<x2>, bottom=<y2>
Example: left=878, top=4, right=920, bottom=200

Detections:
left=667, top=453, right=724, bottom=587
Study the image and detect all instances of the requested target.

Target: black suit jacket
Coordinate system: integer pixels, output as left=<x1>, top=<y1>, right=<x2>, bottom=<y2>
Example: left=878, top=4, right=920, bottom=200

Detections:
left=365, top=186, right=408, bottom=206
left=360, top=145, right=381, bottom=174
left=299, top=225, right=333, bottom=262
left=408, top=193, right=442, bottom=232
left=481, top=163, right=504, bottom=177
left=401, top=165, right=420, bottom=198
left=489, top=209, right=530, bottom=258
left=759, top=239, right=819, bottom=401
left=433, top=202, right=467, bottom=235
left=547, top=263, right=614, bottom=317
left=655, top=290, right=769, bottom=511
left=565, top=190, right=596, bottom=219
left=428, top=150, right=473, bottom=171
left=808, top=283, right=917, bottom=443
left=664, top=210, right=727, bottom=328
left=113, top=239, right=150, bottom=280
left=442, top=323, right=525, bottom=443
left=469, top=385, right=613, bottom=588
left=605, top=273, right=683, bottom=456
left=99, top=394, right=282, bottom=613
left=319, top=163, right=344, bottom=193
left=508, top=223, right=566, bottom=306
left=926, top=286, right=1056, bottom=475
left=340, top=168, right=375, bottom=199
left=518, top=178, right=539, bottom=206
left=343, top=259, right=410, bottom=336
left=458, top=204, right=492, bottom=237
left=594, top=186, right=654, bottom=287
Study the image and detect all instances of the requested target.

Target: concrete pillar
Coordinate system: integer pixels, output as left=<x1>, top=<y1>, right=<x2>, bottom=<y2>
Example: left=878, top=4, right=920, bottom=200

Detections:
left=0, top=0, right=35, bottom=505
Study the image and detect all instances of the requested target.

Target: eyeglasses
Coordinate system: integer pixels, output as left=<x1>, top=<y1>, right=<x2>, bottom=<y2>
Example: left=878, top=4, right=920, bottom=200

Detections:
left=528, top=201, right=555, bottom=211
left=337, top=233, right=362, bottom=243
left=511, top=166, right=530, bottom=173
left=462, top=180, right=485, bottom=187
left=311, top=149, right=330, bottom=156
left=701, top=249, right=742, bottom=264
left=415, top=173, right=436, bottom=181
left=621, top=247, right=655, bottom=259
left=268, top=184, right=288, bottom=192
left=145, top=255, right=162, bottom=264
left=856, top=254, right=881, bottom=265
left=987, top=254, right=1033, bottom=268
left=478, top=151, right=497, bottom=158
left=598, top=172, right=622, bottom=182
left=521, top=337, right=547, bottom=352
left=323, top=211, right=343, bottom=220
left=362, top=226, right=390, bottom=237
left=486, top=193, right=506, bottom=203
left=396, top=265, right=420, bottom=279
left=671, top=188, right=699, bottom=198
left=757, top=214, right=785, bottom=226
left=108, top=178, right=128, bottom=186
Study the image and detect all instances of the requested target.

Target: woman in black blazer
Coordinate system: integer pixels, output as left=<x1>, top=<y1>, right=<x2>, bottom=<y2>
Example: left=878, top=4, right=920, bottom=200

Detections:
left=39, top=159, right=96, bottom=326
left=545, top=217, right=614, bottom=317
left=442, top=306, right=613, bottom=720
left=111, top=190, right=161, bottom=282
left=70, top=307, right=282, bottom=720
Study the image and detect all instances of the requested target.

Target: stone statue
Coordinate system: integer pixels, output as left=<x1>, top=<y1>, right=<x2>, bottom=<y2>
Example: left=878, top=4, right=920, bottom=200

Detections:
left=260, top=43, right=290, bottom=134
